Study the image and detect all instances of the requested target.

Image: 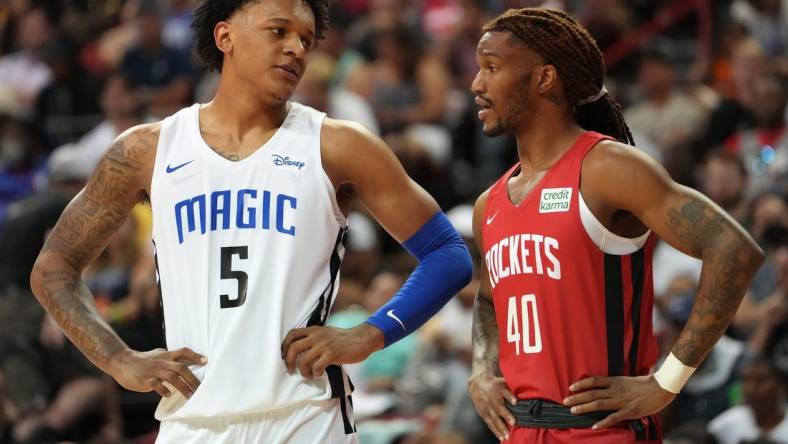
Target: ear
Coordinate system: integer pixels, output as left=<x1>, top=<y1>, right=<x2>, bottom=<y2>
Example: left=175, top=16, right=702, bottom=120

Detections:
left=214, top=21, right=233, bottom=56
left=536, top=64, right=559, bottom=96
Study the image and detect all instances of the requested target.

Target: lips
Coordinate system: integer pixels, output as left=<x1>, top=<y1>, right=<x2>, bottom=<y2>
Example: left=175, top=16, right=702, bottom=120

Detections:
left=475, top=96, right=493, bottom=120
left=475, top=96, right=493, bottom=109
left=276, top=63, right=300, bottom=82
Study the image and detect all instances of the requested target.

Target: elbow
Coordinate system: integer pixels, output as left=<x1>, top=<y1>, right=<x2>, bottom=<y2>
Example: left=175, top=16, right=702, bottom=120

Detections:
left=751, top=243, right=766, bottom=270
left=456, top=243, right=474, bottom=288
left=29, top=254, right=48, bottom=301
left=29, top=253, right=70, bottom=304
left=744, top=235, right=766, bottom=271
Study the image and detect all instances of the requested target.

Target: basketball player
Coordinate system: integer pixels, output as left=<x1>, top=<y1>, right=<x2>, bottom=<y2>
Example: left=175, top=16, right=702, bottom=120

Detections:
left=29, top=0, right=472, bottom=442
left=466, top=9, right=763, bottom=444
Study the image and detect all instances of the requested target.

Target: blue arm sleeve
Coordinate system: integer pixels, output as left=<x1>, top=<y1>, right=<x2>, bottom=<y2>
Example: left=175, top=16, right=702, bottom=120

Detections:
left=364, top=211, right=473, bottom=346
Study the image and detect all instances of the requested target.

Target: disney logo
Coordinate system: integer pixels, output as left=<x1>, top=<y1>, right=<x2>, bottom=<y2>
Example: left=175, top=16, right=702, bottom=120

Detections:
left=272, top=154, right=305, bottom=170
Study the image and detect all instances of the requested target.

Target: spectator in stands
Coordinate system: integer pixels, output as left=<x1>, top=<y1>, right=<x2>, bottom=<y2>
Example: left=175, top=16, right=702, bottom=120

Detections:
left=708, top=353, right=788, bottom=444
left=296, top=51, right=380, bottom=134
left=725, top=72, right=788, bottom=196
left=162, top=0, right=197, bottom=56
left=625, top=49, right=708, bottom=180
left=120, top=1, right=192, bottom=118
left=349, top=25, right=453, bottom=199
left=0, top=8, right=53, bottom=116
left=47, top=73, right=144, bottom=181
left=92, top=0, right=144, bottom=74
left=699, top=150, right=750, bottom=224
left=702, top=38, right=766, bottom=153
left=729, top=0, right=788, bottom=58
left=35, top=39, right=102, bottom=147
left=0, top=115, right=48, bottom=224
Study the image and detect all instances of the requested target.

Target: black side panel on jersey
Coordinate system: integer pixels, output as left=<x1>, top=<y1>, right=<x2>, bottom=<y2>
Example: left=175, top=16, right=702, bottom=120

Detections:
left=339, top=394, right=356, bottom=434
left=604, top=254, right=625, bottom=377
left=307, top=227, right=347, bottom=327
left=152, top=239, right=166, bottom=348
left=627, top=248, right=646, bottom=376
left=304, top=227, right=354, bottom=404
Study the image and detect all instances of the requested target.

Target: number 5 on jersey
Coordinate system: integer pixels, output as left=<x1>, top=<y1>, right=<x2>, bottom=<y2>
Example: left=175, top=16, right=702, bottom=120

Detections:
left=507, top=294, right=542, bottom=355
left=220, top=246, right=248, bottom=309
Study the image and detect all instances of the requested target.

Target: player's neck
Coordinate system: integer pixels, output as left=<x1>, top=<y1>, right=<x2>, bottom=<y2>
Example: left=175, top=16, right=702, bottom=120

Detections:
left=206, top=75, right=289, bottom=137
left=513, top=116, right=583, bottom=176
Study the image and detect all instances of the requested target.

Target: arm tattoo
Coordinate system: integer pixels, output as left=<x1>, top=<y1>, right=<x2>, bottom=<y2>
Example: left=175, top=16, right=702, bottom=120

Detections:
left=666, top=196, right=763, bottom=367
left=31, top=131, right=154, bottom=372
left=472, top=291, right=501, bottom=374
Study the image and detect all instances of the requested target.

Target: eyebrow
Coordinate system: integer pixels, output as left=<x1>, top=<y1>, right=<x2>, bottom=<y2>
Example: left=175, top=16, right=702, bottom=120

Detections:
left=264, top=17, right=316, bottom=38
left=477, top=48, right=502, bottom=58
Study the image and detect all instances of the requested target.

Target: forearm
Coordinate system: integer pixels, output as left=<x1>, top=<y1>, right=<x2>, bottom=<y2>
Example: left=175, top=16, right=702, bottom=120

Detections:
left=671, top=232, right=763, bottom=366
left=472, top=293, right=500, bottom=374
left=365, top=212, right=472, bottom=345
left=31, top=255, right=129, bottom=374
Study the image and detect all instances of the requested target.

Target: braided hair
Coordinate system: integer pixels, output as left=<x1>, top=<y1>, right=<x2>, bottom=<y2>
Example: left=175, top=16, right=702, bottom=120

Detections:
left=483, top=8, right=635, bottom=145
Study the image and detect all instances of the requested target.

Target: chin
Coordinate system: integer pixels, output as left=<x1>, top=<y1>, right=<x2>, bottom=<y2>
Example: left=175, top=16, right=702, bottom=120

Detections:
left=482, top=124, right=505, bottom=137
left=267, top=87, right=295, bottom=105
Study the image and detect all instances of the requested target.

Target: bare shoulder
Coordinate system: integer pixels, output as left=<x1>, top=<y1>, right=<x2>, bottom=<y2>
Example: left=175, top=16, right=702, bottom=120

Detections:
left=321, top=117, right=381, bottom=154
left=110, top=122, right=161, bottom=166
left=98, top=121, right=162, bottom=197
left=582, top=140, right=670, bottom=184
left=320, top=117, right=395, bottom=185
left=473, top=188, right=492, bottom=221
left=581, top=139, right=673, bottom=199
left=472, top=187, right=492, bottom=249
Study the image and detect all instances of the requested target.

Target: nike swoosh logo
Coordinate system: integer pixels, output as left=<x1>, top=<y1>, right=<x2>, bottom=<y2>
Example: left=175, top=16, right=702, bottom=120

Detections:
left=386, top=310, right=405, bottom=331
left=486, top=211, right=500, bottom=225
left=166, top=160, right=193, bottom=174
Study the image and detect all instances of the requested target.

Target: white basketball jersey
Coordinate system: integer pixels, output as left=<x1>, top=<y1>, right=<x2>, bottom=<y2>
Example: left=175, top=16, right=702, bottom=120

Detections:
left=150, top=102, right=351, bottom=420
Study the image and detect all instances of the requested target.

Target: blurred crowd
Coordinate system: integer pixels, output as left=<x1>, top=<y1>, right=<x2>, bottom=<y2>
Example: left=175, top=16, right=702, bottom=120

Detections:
left=0, top=0, right=787, bottom=443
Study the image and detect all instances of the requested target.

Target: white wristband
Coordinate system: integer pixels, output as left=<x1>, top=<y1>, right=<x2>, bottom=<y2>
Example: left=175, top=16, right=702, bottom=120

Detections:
left=653, top=352, right=696, bottom=394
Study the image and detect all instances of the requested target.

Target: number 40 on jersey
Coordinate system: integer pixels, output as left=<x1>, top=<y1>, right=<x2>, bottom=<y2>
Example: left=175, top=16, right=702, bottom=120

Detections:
left=507, top=294, right=543, bottom=355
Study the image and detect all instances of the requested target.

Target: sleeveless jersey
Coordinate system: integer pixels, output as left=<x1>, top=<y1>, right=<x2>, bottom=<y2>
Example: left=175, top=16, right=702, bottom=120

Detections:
left=482, top=132, right=661, bottom=441
left=150, top=102, right=351, bottom=420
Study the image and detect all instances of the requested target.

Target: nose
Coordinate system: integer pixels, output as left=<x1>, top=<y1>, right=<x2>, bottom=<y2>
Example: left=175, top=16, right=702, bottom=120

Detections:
left=471, top=70, right=484, bottom=95
left=283, top=34, right=307, bottom=58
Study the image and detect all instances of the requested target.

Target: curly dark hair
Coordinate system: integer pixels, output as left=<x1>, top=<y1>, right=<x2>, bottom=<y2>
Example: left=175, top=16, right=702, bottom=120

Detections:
left=484, top=8, right=635, bottom=145
left=192, top=0, right=331, bottom=72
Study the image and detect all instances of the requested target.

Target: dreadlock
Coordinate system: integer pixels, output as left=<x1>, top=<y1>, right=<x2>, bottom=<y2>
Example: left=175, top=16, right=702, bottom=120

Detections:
left=483, top=8, right=635, bottom=146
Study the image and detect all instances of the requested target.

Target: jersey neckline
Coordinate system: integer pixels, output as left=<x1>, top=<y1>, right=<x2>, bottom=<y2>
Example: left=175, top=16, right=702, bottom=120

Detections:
left=501, top=131, right=591, bottom=210
left=192, top=102, right=297, bottom=166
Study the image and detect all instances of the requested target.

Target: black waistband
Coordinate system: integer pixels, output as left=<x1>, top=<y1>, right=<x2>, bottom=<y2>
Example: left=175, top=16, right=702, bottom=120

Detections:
left=508, top=399, right=612, bottom=429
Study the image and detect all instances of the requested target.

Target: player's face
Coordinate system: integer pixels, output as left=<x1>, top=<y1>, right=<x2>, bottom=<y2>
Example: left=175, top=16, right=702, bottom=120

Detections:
left=741, top=361, right=784, bottom=409
left=471, top=31, right=538, bottom=137
left=224, top=0, right=316, bottom=103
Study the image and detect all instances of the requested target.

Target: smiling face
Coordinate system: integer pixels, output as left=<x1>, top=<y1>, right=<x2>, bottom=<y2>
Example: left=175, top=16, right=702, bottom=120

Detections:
left=217, top=0, right=317, bottom=104
left=471, top=31, right=546, bottom=137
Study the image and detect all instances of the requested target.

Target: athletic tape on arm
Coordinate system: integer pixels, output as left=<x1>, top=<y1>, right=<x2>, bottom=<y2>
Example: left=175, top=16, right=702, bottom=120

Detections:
left=653, top=352, right=696, bottom=394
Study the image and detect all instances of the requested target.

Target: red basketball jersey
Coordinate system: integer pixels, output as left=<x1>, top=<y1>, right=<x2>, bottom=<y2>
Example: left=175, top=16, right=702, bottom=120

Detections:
left=482, top=132, right=661, bottom=443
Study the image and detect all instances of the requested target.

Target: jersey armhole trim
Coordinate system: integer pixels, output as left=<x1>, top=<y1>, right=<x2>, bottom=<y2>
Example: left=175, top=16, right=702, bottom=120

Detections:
left=317, top=114, right=348, bottom=227
left=578, top=192, right=650, bottom=255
